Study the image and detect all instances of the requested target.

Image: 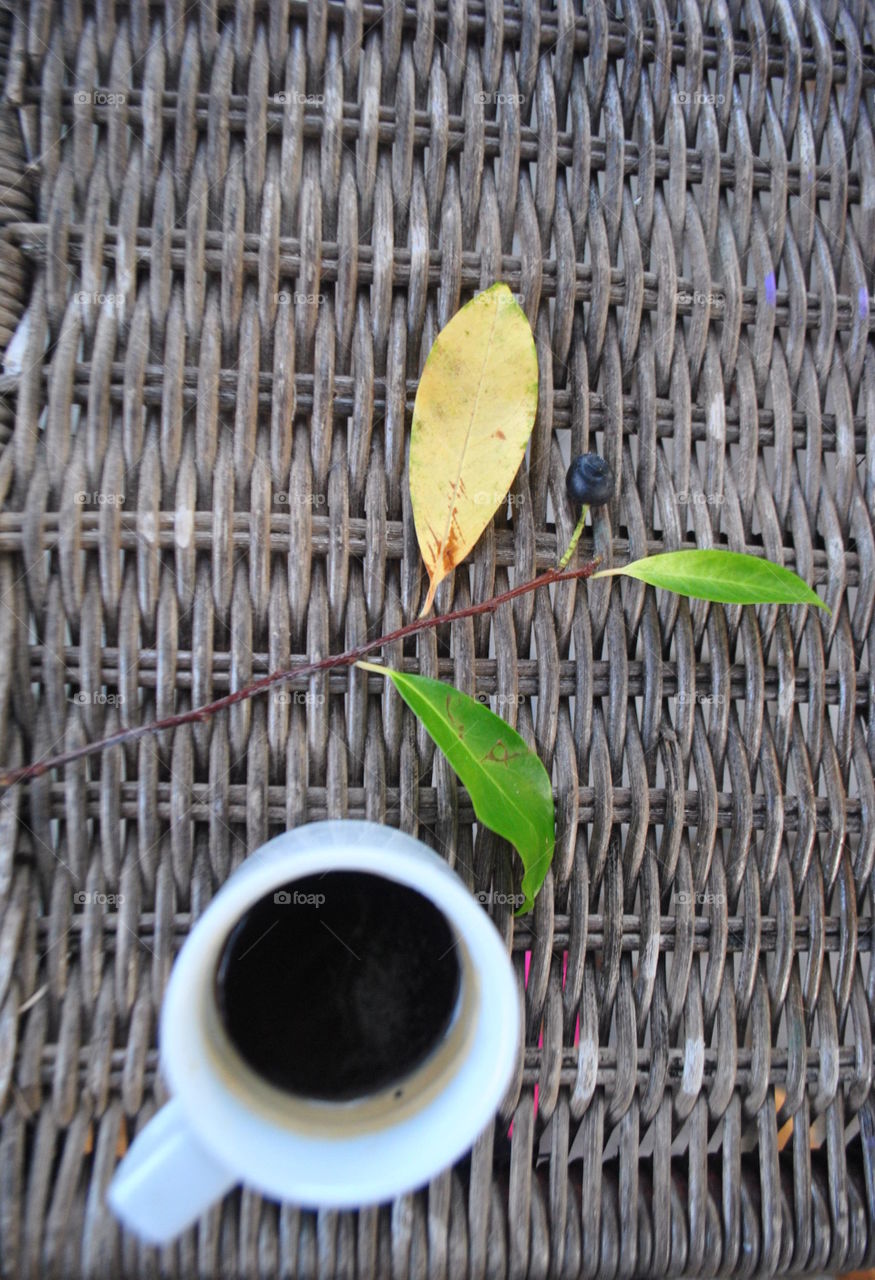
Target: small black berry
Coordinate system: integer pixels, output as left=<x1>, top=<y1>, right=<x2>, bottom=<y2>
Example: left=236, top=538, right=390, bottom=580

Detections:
left=566, top=453, right=614, bottom=507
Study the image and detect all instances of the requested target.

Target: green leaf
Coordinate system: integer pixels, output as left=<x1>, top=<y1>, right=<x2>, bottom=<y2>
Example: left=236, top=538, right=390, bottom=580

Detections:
left=357, top=663, right=554, bottom=913
left=593, top=549, right=829, bottom=612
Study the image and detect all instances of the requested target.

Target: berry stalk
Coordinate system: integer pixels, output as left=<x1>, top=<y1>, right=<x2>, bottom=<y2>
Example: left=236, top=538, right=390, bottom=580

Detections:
left=557, top=505, right=588, bottom=570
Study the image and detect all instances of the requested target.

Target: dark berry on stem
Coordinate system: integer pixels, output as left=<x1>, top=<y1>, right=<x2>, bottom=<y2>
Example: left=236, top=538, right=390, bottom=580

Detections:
left=566, top=453, right=614, bottom=507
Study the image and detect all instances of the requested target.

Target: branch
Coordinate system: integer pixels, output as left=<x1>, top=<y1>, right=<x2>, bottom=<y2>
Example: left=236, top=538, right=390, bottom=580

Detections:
left=0, top=558, right=602, bottom=789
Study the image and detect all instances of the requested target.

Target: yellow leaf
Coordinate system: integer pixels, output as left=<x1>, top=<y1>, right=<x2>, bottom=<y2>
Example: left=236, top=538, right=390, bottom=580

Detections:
left=410, top=283, right=538, bottom=616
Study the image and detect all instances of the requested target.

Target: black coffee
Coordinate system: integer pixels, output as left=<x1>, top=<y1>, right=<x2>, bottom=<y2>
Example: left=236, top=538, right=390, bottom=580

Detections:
left=215, top=872, right=461, bottom=1101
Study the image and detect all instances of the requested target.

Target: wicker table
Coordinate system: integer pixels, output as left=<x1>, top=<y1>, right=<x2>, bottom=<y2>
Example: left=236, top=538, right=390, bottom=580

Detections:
left=0, top=1, right=873, bottom=1275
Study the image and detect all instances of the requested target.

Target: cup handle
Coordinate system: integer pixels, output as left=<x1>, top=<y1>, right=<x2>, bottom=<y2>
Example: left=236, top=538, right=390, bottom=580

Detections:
left=107, top=1097, right=238, bottom=1243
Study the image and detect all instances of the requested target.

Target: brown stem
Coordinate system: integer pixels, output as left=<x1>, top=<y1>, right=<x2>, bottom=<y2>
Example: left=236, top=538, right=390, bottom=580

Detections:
left=0, top=558, right=601, bottom=789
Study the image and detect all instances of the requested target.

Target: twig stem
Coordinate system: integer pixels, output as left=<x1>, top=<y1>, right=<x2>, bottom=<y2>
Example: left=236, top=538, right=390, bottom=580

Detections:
left=0, top=558, right=601, bottom=789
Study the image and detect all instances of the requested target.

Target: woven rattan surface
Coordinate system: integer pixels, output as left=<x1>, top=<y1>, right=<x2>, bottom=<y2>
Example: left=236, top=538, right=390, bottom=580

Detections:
left=0, top=0, right=874, bottom=1275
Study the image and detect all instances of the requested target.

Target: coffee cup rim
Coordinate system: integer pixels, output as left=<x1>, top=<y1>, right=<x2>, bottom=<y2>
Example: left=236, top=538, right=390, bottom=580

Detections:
left=160, top=820, right=521, bottom=1206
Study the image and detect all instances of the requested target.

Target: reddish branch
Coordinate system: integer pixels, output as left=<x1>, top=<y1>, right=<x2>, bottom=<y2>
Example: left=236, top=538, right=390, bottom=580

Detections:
left=0, top=558, right=601, bottom=789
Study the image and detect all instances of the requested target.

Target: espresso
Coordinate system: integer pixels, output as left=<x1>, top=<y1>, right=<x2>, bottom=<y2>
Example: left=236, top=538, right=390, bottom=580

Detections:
left=215, top=871, right=461, bottom=1101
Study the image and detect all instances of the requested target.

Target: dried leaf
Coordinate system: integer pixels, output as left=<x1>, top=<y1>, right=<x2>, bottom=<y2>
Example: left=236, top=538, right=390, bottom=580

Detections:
left=410, top=283, right=538, bottom=616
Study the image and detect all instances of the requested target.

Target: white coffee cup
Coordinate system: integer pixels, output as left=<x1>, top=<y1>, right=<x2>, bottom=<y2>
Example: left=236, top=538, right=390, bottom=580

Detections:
left=107, top=820, right=521, bottom=1243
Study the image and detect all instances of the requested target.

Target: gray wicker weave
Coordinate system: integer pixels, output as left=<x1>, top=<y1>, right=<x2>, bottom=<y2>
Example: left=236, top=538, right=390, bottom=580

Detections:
left=0, top=0, right=874, bottom=1275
